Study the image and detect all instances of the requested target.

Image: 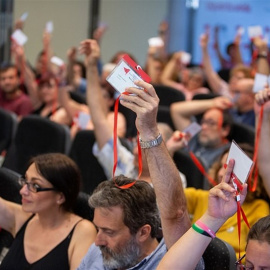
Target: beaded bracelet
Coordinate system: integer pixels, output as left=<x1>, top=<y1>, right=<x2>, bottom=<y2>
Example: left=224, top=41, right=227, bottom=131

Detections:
left=196, top=220, right=216, bottom=239
left=192, top=223, right=212, bottom=238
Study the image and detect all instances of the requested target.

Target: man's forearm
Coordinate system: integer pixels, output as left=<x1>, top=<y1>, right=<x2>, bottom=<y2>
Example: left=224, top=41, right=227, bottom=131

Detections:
left=144, top=140, right=190, bottom=249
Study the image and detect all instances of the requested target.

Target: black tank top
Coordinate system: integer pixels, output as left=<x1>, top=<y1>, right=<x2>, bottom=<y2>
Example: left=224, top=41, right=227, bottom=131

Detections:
left=0, top=215, right=82, bottom=270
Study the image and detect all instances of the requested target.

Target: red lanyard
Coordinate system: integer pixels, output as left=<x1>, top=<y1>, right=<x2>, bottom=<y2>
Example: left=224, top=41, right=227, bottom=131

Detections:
left=247, top=105, right=264, bottom=192
left=224, top=164, right=250, bottom=258
left=189, top=151, right=217, bottom=187
left=113, top=93, right=142, bottom=189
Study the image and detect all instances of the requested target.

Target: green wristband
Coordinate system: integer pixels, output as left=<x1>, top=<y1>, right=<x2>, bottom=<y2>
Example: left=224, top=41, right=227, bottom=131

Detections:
left=192, top=223, right=212, bottom=238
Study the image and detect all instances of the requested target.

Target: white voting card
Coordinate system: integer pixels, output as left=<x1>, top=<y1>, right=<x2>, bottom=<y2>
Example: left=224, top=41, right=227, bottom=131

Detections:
left=51, top=56, right=64, bottom=67
left=253, top=73, right=269, bottom=93
left=226, top=140, right=254, bottom=184
left=248, top=25, right=263, bottom=39
left=237, top=26, right=245, bottom=36
left=46, top=21, right=54, bottom=33
left=183, top=122, right=201, bottom=139
left=106, top=60, right=143, bottom=94
left=106, top=55, right=151, bottom=94
left=181, top=52, right=191, bottom=65
left=77, top=112, right=90, bottom=130
left=20, top=12, right=28, bottom=21
left=11, top=30, right=28, bottom=46
left=148, top=37, right=164, bottom=47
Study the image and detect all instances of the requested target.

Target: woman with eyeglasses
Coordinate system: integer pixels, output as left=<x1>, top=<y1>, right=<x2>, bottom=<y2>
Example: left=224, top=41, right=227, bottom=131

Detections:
left=0, top=153, right=96, bottom=270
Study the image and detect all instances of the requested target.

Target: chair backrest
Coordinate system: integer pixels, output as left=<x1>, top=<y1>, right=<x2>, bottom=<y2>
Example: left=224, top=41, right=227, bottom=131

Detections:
left=2, top=115, right=71, bottom=174
left=203, top=237, right=237, bottom=270
left=69, top=130, right=107, bottom=194
left=153, top=84, right=185, bottom=107
left=173, top=150, right=205, bottom=189
left=0, top=108, right=17, bottom=154
left=157, top=105, right=176, bottom=131
left=192, top=93, right=220, bottom=100
left=69, top=91, right=87, bottom=104
left=228, top=122, right=255, bottom=146
left=73, top=192, right=94, bottom=221
left=0, top=167, right=22, bottom=259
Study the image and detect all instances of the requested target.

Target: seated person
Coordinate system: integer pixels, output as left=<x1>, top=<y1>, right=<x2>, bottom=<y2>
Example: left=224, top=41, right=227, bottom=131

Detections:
left=184, top=144, right=269, bottom=259
left=0, top=63, right=33, bottom=118
left=58, top=84, right=126, bottom=139
left=12, top=42, right=71, bottom=125
left=66, top=47, right=87, bottom=95
left=200, top=32, right=252, bottom=97
left=161, top=51, right=210, bottom=100
left=31, top=74, right=72, bottom=126
left=171, top=97, right=233, bottom=171
left=0, top=153, right=96, bottom=270
left=80, top=39, right=185, bottom=184
left=229, top=78, right=256, bottom=127
left=79, top=39, right=199, bottom=269
left=157, top=158, right=270, bottom=270
left=213, top=25, right=243, bottom=70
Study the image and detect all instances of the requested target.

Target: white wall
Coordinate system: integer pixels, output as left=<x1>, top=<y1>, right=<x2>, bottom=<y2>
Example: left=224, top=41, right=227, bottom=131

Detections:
left=99, top=0, right=168, bottom=66
left=14, top=0, right=168, bottom=67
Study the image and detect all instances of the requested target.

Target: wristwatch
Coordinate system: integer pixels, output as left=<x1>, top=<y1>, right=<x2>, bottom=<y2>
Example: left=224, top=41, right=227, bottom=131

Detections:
left=139, top=134, right=163, bottom=149
left=257, top=51, right=268, bottom=58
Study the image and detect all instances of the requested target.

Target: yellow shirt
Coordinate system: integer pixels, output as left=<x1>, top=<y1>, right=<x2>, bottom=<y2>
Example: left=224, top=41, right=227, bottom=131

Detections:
left=184, top=188, right=270, bottom=259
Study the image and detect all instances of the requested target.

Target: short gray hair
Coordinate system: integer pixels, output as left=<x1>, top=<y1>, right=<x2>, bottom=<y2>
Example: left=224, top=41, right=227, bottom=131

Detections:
left=89, top=175, right=161, bottom=238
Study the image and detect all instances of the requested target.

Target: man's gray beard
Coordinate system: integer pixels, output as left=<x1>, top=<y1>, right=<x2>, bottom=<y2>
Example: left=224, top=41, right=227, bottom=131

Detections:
left=99, top=236, right=141, bottom=269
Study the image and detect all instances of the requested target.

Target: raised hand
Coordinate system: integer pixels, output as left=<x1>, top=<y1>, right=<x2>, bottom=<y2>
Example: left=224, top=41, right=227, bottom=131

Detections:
left=119, top=81, right=160, bottom=140
left=200, top=33, right=209, bottom=49
left=67, top=47, right=77, bottom=62
left=255, top=87, right=270, bottom=106
left=207, top=159, right=247, bottom=222
left=79, top=39, right=100, bottom=67
left=213, top=96, right=233, bottom=110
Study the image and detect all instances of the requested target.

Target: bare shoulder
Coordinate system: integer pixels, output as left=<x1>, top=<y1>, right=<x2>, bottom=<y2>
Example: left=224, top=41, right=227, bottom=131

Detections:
left=73, top=218, right=96, bottom=238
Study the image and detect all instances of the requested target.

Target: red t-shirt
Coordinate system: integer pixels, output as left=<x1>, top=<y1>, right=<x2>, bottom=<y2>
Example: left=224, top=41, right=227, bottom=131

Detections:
left=0, top=90, right=33, bottom=116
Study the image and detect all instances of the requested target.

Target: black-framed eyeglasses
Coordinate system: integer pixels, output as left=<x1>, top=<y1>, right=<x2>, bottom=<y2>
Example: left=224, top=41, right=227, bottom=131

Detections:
left=18, top=177, right=57, bottom=193
left=235, top=254, right=253, bottom=270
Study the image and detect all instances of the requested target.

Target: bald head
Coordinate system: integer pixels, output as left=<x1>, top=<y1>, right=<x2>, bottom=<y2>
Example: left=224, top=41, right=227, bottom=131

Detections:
left=233, top=78, right=255, bottom=113
left=235, top=78, right=254, bottom=94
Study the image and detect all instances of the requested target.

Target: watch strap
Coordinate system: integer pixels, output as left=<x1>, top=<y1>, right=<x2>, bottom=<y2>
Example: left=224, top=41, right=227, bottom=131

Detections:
left=139, top=134, right=163, bottom=149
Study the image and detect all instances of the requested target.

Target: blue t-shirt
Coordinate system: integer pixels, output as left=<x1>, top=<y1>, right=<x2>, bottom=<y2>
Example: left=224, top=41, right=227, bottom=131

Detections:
left=77, top=239, right=167, bottom=270
left=230, top=108, right=255, bottom=128
left=77, top=238, right=205, bottom=270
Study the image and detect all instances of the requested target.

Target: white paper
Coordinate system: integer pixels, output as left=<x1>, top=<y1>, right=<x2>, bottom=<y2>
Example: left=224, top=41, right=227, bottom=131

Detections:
left=237, top=26, right=245, bottom=36
left=226, top=140, right=254, bottom=184
left=183, top=122, right=201, bottom=139
left=20, top=12, right=28, bottom=22
left=106, top=59, right=143, bottom=94
left=181, top=52, right=191, bottom=65
left=51, top=56, right=64, bottom=67
left=253, top=73, right=269, bottom=93
left=46, top=21, right=54, bottom=33
left=148, top=37, right=164, bottom=47
left=248, top=25, right=263, bottom=39
left=77, top=112, right=90, bottom=130
left=11, top=30, right=28, bottom=46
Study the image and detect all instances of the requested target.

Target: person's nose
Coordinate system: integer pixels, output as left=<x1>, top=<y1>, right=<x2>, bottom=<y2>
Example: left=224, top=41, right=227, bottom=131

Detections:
left=95, top=231, right=107, bottom=247
left=19, top=183, right=30, bottom=196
